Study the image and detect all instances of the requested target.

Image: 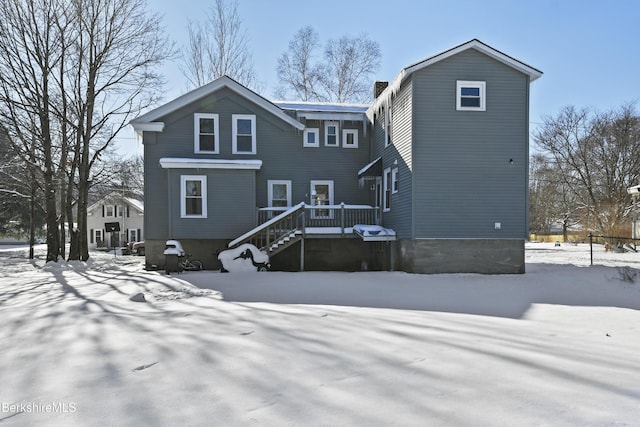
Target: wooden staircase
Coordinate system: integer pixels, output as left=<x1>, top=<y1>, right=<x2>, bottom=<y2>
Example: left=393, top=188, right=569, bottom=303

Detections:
left=227, top=203, right=306, bottom=257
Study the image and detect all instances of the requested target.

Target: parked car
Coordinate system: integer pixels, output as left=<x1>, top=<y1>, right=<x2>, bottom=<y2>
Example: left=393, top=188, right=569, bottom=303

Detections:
left=132, top=241, right=145, bottom=256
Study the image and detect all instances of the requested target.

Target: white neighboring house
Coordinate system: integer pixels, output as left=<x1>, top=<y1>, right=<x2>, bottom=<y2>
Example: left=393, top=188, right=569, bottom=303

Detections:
left=87, top=192, right=144, bottom=249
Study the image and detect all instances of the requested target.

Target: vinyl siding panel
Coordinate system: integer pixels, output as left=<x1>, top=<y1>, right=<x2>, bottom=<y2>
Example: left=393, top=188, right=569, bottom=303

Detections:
left=143, top=87, right=371, bottom=241
left=373, top=78, right=413, bottom=239
left=412, top=48, right=530, bottom=239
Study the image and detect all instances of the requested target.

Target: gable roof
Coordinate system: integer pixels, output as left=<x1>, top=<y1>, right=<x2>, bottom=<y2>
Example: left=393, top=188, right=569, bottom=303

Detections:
left=130, top=75, right=305, bottom=133
left=87, top=192, right=144, bottom=214
left=369, top=39, right=542, bottom=114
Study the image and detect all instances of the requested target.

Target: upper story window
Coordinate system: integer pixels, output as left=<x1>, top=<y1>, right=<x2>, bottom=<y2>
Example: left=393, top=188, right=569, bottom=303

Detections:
left=105, top=205, right=114, bottom=216
left=385, top=103, right=392, bottom=147
left=456, top=81, right=486, bottom=111
left=342, top=129, right=358, bottom=148
left=303, top=128, right=319, bottom=147
left=383, top=167, right=392, bottom=212
left=194, top=113, right=219, bottom=153
left=325, top=122, right=339, bottom=147
left=181, top=175, right=207, bottom=218
left=392, top=167, right=399, bottom=194
left=232, top=114, right=256, bottom=154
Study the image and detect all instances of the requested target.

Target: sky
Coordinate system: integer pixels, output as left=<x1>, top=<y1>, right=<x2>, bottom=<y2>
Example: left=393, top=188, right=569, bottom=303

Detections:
left=116, top=0, right=640, bottom=156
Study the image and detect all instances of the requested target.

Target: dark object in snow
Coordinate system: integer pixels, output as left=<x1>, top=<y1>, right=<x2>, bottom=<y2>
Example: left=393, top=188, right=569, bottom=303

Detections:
left=233, top=248, right=270, bottom=271
left=129, top=292, right=146, bottom=303
left=132, top=362, right=158, bottom=372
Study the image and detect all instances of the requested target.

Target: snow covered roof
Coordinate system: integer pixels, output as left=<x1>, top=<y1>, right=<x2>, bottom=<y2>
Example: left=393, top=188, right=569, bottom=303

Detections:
left=130, top=76, right=305, bottom=133
left=274, top=101, right=369, bottom=122
left=87, top=193, right=144, bottom=213
left=368, top=39, right=543, bottom=117
left=159, top=157, right=263, bottom=170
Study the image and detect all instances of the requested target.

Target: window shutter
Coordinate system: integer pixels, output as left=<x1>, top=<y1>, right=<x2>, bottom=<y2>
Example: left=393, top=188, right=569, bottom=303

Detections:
left=90, top=229, right=94, bottom=244
left=102, top=206, right=105, bottom=217
left=114, top=205, right=118, bottom=217
left=127, top=205, right=130, bottom=217
left=138, top=228, right=141, bottom=241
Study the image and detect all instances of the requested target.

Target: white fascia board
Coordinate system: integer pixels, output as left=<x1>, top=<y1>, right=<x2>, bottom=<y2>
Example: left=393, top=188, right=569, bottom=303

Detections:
left=159, top=157, right=263, bottom=170
left=130, top=76, right=304, bottom=131
left=130, top=121, right=165, bottom=134
left=368, top=39, right=543, bottom=118
left=297, top=112, right=367, bottom=122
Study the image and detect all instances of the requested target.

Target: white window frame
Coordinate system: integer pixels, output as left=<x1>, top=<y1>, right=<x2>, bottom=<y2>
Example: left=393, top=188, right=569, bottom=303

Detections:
left=324, top=121, right=339, bottom=147
left=385, top=103, right=392, bottom=147
left=456, top=81, right=486, bottom=111
left=181, top=175, right=207, bottom=218
left=232, top=114, right=256, bottom=154
left=194, top=113, right=219, bottom=153
left=310, top=180, right=334, bottom=219
left=392, top=167, right=399, bottom=194
left=383, top=167, right=392, bottom=212
left=95, top=229, right=103, bottom=243
left=105, top=205, right=114, bottom=217
left=342, top=129, right=358, bottom=148
left=267, top=180, right=292, bottom=208
left=303, top=128, right=319, bottom=147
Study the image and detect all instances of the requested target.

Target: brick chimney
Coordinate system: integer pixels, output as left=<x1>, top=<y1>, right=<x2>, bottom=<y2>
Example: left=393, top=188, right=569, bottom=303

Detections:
left=374, top=81, right=389, bottom=99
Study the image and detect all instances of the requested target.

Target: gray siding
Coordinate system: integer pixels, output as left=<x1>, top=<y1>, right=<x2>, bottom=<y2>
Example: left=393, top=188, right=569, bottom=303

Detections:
left=370, top=79, right=414, bottom=239
left=411, top=48, right=530, bottom=239
left=144, top=87, right=371, bottom=242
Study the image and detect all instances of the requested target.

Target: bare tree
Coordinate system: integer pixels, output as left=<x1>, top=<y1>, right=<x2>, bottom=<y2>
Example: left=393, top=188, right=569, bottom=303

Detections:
left=534, top=104, right=640, bottom=236
left=0, top=0, right=65, bottom=261
left=275, top=26, right=322, bottom=101
left=276, top=27, right=382, bottom=103
left=179, top=0, right=256, bottom=89
left=0, top=0, right=173, bottom=262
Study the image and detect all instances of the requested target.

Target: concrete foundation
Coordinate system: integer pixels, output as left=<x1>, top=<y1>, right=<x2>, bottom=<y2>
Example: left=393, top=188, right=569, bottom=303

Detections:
left=397, top=239, right=525, bottom=274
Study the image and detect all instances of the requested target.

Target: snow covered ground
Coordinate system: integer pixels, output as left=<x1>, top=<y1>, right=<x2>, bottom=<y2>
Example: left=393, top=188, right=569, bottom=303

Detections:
left=1, top=242, right=639, bottom=426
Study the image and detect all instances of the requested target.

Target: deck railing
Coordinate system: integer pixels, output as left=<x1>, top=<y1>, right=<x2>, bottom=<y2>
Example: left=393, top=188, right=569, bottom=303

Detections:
left=258, top=203, right=379, bottom=232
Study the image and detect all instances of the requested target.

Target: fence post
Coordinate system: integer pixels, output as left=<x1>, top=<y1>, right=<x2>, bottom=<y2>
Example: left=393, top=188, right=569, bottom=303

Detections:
left=589, top=232, right=593, bottom=266
left=340, top=202, right=345, bottom=237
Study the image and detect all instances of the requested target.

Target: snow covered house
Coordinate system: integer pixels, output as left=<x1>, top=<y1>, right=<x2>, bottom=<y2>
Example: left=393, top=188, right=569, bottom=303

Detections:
left=86, top=193, right=144, bottom=249
left=130, top=39, right=542, bottom=273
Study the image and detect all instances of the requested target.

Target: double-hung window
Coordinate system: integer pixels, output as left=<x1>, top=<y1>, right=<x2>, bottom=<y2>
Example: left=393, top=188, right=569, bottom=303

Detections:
left=194, top=113, right=219, bottom=153
left=268, top=180, right=292, bottom=208
left=456, top=81, right=486, bottom=111
left=392, top=167, right=399, bottom=194
left=181, top=175, right=207, bottom=218
left=232, top=114, right=256, bottom=154
left=325, top=122, right=339, bottom=147
left=383, top=168, right=392, bottom=212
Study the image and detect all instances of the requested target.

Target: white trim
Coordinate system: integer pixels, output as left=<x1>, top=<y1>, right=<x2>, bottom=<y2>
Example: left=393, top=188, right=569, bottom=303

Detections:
left=324, top=122, right=339, bottom=147
left=130, top=122, right=164, bottom=134
left=384, top=103, right=392, bottom=147
left=297, top=112, right=367, bottom=122
left=456, top=81, right=486, bottom=111
left=342, top=129, right=358, bottom=148
left=303, top=128, right=319, bottom=147
left=194, top=113, right=219, bottom=153
left=130, top=76, right=305, bottom=131
left=367, top=38, right=542, bottom=120
left=310, top=180, right=334, bottom=219
left=232, top=114, right=257, bottom=154
left=267, top=180, right=292, bottom=207
left=383, top=167, right=392, bottom=212
left=180, top=175, right=207, bottom=218
left=391, top=167, right=399, bottom=194
left=160, top=158, right=262, bottom=170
